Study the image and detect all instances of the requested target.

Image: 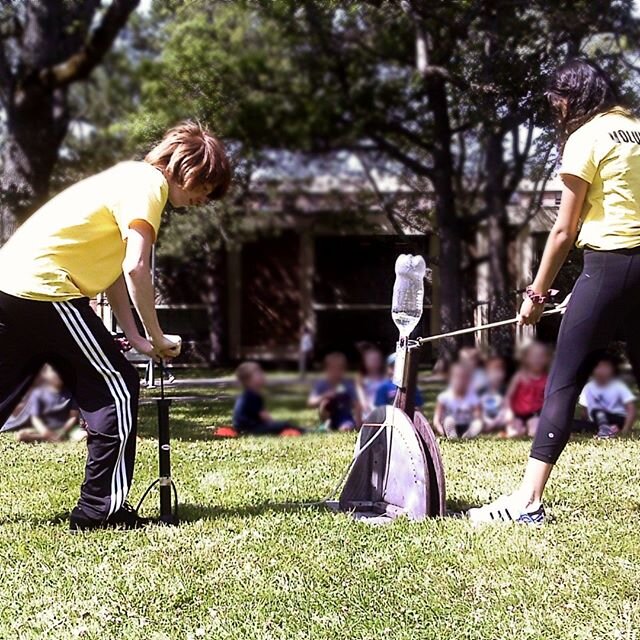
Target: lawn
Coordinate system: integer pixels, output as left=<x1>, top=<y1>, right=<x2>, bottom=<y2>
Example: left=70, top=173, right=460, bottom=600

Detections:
left=1, top=379, right=640, bottom=639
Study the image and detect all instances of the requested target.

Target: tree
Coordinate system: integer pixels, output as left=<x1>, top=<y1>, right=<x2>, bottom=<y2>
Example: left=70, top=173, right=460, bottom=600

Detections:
left=283, top=0, right=640, bottom=353
left=129, top=0, right=639, bottom=357
left=0, top=0, right=141, bottom=240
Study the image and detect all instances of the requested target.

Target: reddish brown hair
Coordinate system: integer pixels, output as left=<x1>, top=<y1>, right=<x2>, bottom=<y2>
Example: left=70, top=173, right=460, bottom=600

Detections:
left=145, top=121, right=232, bottom=200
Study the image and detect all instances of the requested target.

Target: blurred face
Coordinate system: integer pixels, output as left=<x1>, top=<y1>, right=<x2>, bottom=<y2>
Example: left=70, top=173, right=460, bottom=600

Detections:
left=525, top=344, right=550, bottom=374
left=459, top=348, right=480, bottom=368
left=167, top=178, right=214, bottom=208
left=248, top=368, right=266, bottom=390
left=325, top=357, right=346, bottom=384
left=486, top=361, right=506, bottom=389
left=450, top=365, right=471, bottom=396
left=363, top=350, right=384, bottom=377
left=593, top=361, right=615, bottom=386
left=41, top=367, right=63, bottom=390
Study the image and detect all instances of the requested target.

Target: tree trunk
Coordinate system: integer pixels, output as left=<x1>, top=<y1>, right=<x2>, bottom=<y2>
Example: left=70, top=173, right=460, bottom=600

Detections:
left=484, top=130, right=515, bottom=356
left=437, top=216, right=464, bottom=354
left=0, top=0, right=139, bottom=243
left=0, top=87, right=70, bottom=241
left=424, top=73, right=464, bottom=358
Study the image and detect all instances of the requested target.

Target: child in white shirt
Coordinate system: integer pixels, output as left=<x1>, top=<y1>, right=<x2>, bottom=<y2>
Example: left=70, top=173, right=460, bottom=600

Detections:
left=434, top=363, right=483, bottom=439
left=578, top=355, right=636, bottom=439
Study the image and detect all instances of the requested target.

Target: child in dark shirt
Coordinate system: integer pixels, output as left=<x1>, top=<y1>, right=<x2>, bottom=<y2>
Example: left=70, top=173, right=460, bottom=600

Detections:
left=308, top=352, right=361, bottom=431
left=374, top=353, right=424, bottom=409
left=232, top=362, right=302, bottom=436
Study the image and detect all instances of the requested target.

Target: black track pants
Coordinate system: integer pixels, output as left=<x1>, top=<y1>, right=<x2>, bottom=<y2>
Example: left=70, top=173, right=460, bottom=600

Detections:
left=0, top=292, right=139, bottom=520
left=531, top=248, right=640, bottom=464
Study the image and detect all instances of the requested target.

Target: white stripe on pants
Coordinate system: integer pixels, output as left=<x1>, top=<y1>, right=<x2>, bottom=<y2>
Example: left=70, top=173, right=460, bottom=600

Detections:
left=53, top=302, right=132, bottom=516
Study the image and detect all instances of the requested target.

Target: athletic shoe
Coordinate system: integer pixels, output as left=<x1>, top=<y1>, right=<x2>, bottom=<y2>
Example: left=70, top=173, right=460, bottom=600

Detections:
left=69, top=502, right=151, bottom=532
left=595, top=424, right=620, bottom=439
left=467, top=494, right=546, bottom=526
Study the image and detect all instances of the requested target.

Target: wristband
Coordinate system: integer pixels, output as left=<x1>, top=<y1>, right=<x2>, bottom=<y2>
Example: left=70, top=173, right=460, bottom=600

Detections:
left=525, top=285, right=552, bottom=305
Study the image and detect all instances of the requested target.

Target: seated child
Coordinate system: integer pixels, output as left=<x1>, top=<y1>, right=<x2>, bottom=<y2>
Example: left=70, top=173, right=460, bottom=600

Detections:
left=480, top=356, right=510, bottom=433
left=458, top=347, right=489, bottom=395
left=232, top=362, right=302, bottom=436
left=355, top=343, right=386, bottom=416
left=578, top=354, right=636, bottom=439
left=433, top=363, right=483, bottom=439
left=374, top=353, right=424, bottom=409
left=505, top=341, right=551, bottom=438
left=308, top=352, right=361, bottom=431
left=7, top=366, right=84, bottom=443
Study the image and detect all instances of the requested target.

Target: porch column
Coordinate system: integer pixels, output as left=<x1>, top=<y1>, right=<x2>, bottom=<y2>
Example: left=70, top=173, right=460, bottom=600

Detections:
left=299, top=230, right=315, bottom=334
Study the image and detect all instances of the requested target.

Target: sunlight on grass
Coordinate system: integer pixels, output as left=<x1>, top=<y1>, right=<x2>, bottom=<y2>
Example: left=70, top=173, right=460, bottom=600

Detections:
left=0, top=383, right=639, bottom=638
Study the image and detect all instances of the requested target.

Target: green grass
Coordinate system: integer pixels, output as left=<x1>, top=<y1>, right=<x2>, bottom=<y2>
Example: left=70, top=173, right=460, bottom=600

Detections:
left=1, top=382, right=640, bottom=639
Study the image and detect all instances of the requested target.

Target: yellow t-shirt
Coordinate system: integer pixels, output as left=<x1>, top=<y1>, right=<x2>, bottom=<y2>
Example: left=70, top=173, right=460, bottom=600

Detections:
left=560, top=108, right=640, bottom=250
left=0, top=161, right=168, bottom=301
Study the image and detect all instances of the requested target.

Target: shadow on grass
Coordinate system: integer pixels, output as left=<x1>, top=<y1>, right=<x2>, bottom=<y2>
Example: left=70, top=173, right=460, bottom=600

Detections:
left=177, top=501, right=323, bottom=522
left=176, top=499, right=477, bottom=523
left=445, top=499, right=478, bottom=517
left=0, top=498, right=538, bottom=527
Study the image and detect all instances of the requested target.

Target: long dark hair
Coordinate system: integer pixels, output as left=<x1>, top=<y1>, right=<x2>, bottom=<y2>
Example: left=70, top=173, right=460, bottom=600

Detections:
left=546, top=59, right=620, bottom=146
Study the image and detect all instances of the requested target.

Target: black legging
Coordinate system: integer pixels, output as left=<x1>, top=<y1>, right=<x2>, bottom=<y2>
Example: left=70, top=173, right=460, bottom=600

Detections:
left=531, top=247, right=640, bottom=464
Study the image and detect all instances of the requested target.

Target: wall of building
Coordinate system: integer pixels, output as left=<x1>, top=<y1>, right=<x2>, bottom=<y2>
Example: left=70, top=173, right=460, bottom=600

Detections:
left=227, top=230, right=433, bottom=364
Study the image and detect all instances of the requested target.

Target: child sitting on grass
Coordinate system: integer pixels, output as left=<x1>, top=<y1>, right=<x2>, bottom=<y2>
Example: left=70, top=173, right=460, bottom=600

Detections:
left=480, top=356, right=510, bottom=434
left=308, top=352, right=361, bottom=431
left=374, top=353, right=424, bottom=410
left=433, top=362, right=483, bottom=440
left=232, top=362, right=303, bottom=436
left=578, top=354, right=636, bottom=439
left=7, top=366, right=85, bottom=443
left=505, top=341, right=551, bottom=438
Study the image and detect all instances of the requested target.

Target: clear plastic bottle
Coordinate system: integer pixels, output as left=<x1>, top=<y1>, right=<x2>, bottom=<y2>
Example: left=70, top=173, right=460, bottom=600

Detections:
left=391, top=254, right=426, bottom=337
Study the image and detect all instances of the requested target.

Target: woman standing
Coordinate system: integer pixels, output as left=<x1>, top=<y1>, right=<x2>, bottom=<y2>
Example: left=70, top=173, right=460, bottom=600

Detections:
left=470, top=59, right=640, bottom=525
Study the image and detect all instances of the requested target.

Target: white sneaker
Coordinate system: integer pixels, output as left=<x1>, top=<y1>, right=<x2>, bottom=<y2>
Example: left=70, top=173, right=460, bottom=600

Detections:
left=467, top=494, right=546, bottom=526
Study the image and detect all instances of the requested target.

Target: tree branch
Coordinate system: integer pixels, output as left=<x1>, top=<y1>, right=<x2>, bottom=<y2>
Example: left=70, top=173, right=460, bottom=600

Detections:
left=376, top=119, right=434, bottom=153
left=370, top=133, right=433, bottom=178
left=505, top=118, right=535, bottom=196
left=357, top=152, right=406, bottom=236
left=39, top=0, right=140, bottom=89
left=512, top=142, right=555, bottom=237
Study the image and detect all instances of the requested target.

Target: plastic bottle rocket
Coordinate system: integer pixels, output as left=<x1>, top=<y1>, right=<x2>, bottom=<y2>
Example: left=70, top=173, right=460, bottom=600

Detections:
left=391, top=254, right=426, bottom=338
